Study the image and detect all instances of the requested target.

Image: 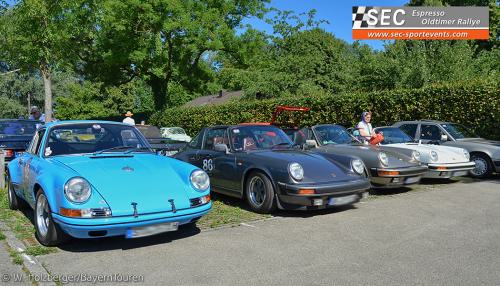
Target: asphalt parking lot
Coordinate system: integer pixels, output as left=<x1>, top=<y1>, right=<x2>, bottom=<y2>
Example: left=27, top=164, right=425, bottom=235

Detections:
left=14, top=178, right=500, bottom=285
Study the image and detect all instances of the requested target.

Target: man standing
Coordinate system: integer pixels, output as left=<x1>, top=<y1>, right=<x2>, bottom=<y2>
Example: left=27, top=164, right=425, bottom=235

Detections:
left=29, top=106, right=46, bottom=122
left=123, top=111, right=135, bottom=125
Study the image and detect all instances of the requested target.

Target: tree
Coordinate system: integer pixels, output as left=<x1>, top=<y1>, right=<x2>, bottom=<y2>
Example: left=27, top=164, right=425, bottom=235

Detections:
left=83, top=0, right=269, bottom=110
left=0, top=0, right=94, bottom=121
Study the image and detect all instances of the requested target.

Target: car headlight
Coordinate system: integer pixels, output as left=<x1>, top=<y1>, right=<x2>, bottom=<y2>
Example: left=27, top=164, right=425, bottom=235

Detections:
left=288, top=162, right=304, bottom=181
left=463, top=149, right=470, bottom=160
left=64, top=177, right=91, bottom=203
left=378, top=152, right=389, bottom=167
left=412, top=150, right=421, bottom=162
left=190, top=170, right=210, bottom=191
left=351, top=159, right=365, bottom=175
left=430, top=150, right=438, bottom=162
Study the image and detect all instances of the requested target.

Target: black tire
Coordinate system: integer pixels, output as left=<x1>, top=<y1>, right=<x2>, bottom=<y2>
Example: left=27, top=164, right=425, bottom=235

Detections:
left=470, top=153, right=492, bottom=178
left=34, top=190, right=70, bottom=246
left=245, top=171, right=276, bottom=214
left=6, top=172, right=25, bottom=210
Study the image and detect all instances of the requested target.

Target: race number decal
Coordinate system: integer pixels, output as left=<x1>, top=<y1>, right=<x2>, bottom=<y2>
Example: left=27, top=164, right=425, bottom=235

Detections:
left=202, top=159, right=214, bottom=172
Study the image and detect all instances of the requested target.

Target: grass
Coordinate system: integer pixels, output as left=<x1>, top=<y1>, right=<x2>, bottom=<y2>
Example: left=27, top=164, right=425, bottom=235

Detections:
left=197, top=198, right=271, bottom=229
left=25, top=245, right=57, bottom=256
left=0, top=230, right=5, bottom=240
left=0, top=188, right=54, bottom=251
left=8, top=247, right=23, bottom=265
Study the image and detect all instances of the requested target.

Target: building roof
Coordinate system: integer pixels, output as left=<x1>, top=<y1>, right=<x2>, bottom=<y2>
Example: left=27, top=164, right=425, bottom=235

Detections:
left=182, top=90, right=244, bottom=108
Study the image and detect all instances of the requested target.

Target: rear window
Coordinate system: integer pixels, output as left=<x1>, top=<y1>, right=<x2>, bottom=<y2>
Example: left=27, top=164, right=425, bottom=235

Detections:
left=0, top=120, right=38, bottom=136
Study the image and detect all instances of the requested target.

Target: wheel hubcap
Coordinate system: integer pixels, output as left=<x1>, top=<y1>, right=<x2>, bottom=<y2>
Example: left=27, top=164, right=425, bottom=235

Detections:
left=471, top=158, right=487, bottom=176
left=249, top=177, right=266, bottom=207
left=36, top=194, right=50, bottom=237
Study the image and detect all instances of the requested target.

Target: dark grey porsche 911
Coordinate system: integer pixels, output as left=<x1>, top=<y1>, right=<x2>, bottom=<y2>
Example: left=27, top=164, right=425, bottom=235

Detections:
left=174, top=124, right=371, bottom=213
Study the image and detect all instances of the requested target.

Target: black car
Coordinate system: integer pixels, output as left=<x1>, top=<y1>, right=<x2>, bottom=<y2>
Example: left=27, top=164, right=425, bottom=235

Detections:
left=135, top=124, right=186, bottom=156
left=0, top=119, right=40, bottom=163
left=174, top=124, right=371, bottom=213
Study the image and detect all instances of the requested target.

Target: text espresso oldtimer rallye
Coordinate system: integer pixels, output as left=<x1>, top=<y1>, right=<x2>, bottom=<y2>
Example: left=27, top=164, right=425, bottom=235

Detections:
left=5, top=121, right=211, bottom=246
left=175, top=124, right=371, bottom=213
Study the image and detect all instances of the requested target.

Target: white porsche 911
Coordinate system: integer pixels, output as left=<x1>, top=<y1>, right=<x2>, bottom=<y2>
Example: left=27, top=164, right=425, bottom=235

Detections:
left=375, top=127, right=475, bottom=179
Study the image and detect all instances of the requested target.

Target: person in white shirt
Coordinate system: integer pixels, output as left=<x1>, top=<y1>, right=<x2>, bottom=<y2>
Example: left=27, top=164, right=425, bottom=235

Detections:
left=122, top=111, right=136, bottom=125
left=357, top=111, right=375, bottom=140
left=356, top=111, right=384, bottom=145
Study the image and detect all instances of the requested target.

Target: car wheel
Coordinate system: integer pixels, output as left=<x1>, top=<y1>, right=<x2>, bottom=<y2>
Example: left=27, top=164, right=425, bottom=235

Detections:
left=245, top=172, right=276, bottom=214
left=6, top=173, right=25, bottom=210
left=470, top=153, right=492, bottom=178
left=34, top=190, right=69, bottom=246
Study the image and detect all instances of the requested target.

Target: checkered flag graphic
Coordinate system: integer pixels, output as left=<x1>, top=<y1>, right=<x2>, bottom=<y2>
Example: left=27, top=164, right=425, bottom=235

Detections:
left=352, top=6, right=376, bottom=29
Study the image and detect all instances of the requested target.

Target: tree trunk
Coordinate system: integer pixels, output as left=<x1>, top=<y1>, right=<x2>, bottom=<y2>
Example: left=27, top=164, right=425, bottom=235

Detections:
left=40, top=64, right=53, bottom=122
left=149, top=75, right=168, bottom=110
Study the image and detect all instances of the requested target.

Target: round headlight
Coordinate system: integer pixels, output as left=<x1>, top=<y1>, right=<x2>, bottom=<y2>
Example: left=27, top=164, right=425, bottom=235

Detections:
left=412, top=150, right=421, bottom=162
left=378, top=152, right=389, bottom=166
left=64, top=177, right=91, bottom=203
left=288, top=162, right=304, bottom=181
left=463, top=149, right=470, bottom=160
left=430, top=150, right=438, bottom=162
left=351, top=159, right=365, bottom=175
left=190, top=170, right=210, bottom=191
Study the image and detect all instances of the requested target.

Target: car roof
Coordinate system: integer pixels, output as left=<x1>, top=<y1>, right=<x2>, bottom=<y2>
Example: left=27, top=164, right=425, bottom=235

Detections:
left=43, top=120, right=129, bottom=128
left=0, top=119, right=41, bottom=123
left=396, top=120, right=451, bottom=124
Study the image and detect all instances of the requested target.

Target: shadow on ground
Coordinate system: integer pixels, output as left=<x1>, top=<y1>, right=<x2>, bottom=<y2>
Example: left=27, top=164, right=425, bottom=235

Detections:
left=57, top=223, right=201, bottom=253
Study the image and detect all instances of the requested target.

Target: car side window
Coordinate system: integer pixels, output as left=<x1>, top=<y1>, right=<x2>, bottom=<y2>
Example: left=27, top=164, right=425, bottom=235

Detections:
left=188, top=133, right=202, bottom=149
left=203, top=128, right=228, bottom=150
left=29, top=129, right=45, bottom=156
left=399, top=124, right=418, bottom=139
left=420, top=124, right=442, bottom=140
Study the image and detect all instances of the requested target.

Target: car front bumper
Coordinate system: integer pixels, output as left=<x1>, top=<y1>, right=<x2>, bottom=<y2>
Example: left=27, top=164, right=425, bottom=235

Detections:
left=276, top=178, right=371, bottom=210
left=424, top=161, right=476, bottom=178
left=370, top=166, right=428, bottom=188
left=52, top=202, right=211, bottom=239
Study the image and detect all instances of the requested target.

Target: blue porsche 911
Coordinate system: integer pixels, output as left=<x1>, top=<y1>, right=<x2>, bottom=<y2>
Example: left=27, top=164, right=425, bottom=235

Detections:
left=5, top=121, right=211, bottom=246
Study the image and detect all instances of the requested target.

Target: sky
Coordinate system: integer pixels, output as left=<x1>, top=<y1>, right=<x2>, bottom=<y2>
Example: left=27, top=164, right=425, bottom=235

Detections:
left=243, top=0, right=408, bottom=50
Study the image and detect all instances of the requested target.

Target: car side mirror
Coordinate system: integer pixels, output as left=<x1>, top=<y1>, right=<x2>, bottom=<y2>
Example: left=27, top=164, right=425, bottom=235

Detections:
left=305, top=140, right=317, bottom=149
left=440, top=134, right=448, bottom=141
left=214, top=143, right=230, bottom=154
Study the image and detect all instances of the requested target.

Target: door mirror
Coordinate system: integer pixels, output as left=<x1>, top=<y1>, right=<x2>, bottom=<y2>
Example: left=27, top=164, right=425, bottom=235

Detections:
left=214, top=144, right=229, bottom=154
left=305, top=140, right=317, bottom=149
left=440, top=134, right=448, bottom=141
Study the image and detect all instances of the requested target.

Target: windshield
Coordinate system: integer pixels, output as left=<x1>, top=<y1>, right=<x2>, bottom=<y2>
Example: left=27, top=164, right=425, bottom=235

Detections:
left=313, top=125, right=356, bottom=145
left=229, top=125, right=293, bottom=151
left=377, top=127, right=413, bottom=144
left=45, top=123, right=149, bottom=157
left=136, top=125, right=162, bottom=138
left=0, top=120, right=38, bottom=136
left=441, top=123, right=477, bottom=139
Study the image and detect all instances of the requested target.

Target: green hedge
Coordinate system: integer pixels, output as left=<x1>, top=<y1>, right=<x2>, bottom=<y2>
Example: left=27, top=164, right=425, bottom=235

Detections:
left=151, top=81, right=500, bottom=140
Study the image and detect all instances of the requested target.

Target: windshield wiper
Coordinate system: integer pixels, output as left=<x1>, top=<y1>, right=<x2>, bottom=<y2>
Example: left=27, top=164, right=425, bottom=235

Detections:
left=94, top=146, right=135, bottom=155
left=124, top=147, right=153, bottom=154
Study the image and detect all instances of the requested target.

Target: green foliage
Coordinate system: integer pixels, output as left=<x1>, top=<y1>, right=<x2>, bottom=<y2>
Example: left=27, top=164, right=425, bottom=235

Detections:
left=84, top=0, right=269, bottom=109
left=55, top=79, right=154, bottom=120
left=151, top=81, right=500, bottom=140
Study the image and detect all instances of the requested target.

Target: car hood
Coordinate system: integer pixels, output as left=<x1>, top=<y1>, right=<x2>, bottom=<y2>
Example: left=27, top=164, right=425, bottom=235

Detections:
left=51, top=154, right=193, bottom=216
left=246, top=149, right=360, bottom=183
left=384, top=143, right=469, bottom=164
left=317, top=144, right=418, bottom=168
